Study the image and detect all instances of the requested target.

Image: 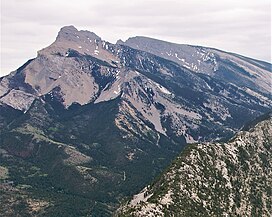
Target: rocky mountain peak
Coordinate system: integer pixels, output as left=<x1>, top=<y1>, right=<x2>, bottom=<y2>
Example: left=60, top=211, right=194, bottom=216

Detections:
left=0, top=26, right=271, bottom=133
left=38, top=25, right=103, bottom=58
left=58, top=25, right=78, bottom=35
left=56, top=25, right=101, bottom=43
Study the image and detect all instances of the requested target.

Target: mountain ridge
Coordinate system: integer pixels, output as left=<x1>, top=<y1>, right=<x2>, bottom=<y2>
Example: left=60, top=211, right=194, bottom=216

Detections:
left=117, top=112, right=272, bottom=216
left=0, top=25, right=271, bottom=216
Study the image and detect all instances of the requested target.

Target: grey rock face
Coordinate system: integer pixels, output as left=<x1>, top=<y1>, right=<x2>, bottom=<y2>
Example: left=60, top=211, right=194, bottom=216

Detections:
left=120, top=36, right=271, bottom=95
left=56, top=25, right=101, bottom=42
left=0, top=26, right=271, bottom=142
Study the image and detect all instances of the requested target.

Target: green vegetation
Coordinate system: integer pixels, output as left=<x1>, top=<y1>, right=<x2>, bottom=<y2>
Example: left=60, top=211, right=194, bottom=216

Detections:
left=0, top=166, right=9, bottom=180
left=117, top=116, right=272, bottom=216
left=0, top=96, right=183, bottom=216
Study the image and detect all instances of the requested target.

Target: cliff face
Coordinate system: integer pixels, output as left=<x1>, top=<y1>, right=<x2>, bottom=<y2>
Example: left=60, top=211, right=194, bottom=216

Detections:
left=118, top=113, right=272, bottom=216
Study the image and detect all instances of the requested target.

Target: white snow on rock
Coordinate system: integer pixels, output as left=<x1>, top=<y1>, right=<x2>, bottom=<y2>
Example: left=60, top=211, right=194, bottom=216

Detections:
left=175, top=53, right=184, bottom=61
left=94, top=50, right=99, bottom=55
left=154, top=82, right=172, bottom=95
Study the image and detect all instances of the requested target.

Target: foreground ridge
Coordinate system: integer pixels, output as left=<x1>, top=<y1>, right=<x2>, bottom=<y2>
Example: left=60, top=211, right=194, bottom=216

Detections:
left=117, top=113, right=272, bottom=216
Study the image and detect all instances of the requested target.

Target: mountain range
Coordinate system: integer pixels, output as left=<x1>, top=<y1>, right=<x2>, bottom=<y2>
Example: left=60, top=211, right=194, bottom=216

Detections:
left=0, top=26, right=271, bottom=216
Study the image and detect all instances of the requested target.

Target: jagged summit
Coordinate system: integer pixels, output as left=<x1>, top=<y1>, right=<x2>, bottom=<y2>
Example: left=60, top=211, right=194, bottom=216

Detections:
left=39, top=25, right=104, bottom=58
left=56, top=25, right=101, bottom=42
left=58, top=25, right=78, bottom=33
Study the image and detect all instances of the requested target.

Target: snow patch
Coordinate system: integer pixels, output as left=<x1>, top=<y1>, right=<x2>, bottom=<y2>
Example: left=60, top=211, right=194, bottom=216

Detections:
left=175, top=53, right=184, bottom=61
left=155, top=83, right=172, bottom=95
left=94, top=50, right=99, bottom=55
left=114, top=85, right=121, bottom=95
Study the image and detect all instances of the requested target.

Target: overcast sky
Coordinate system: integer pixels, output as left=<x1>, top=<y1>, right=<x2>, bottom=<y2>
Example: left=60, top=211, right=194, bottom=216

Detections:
left=1, top=0, right=271, bottom=77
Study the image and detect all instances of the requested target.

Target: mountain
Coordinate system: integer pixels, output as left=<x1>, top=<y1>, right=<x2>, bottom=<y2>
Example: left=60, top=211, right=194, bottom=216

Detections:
left=0, top=26, right=271, bottom=216
left=119, top=36, right=271, bottom=96
left=116, top=112, right=272, bottom=216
